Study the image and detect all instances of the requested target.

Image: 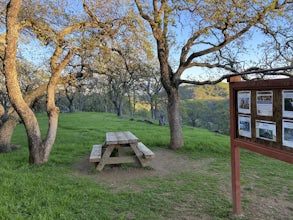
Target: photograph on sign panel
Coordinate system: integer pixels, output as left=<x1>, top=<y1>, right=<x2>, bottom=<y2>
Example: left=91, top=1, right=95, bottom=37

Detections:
left=238, top=115, right=251, bottom=138
left=283, top=119, right=293, bottom=148
left=256, top=91, right=273, bottom=116
left=283, top=90, right=293, bottom=118
left=256, top=120, right=276, bottom=141
left=238, top=91, right=251, bottom=114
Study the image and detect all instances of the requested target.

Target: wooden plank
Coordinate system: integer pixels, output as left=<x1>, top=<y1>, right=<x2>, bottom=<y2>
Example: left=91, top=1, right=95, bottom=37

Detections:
left=123, top=131, right=139, bottom=144
left=96, top=145, right=115, bottom=171
left=137, top=142, right=155, bottom=159
left=228, top=75, right=241, bottom=82
left=106, top=131, right=138, bottom=145
left=231, top=144, right=242, bottom=215
left=130, top=143, right=149, bottom=167
left=103, top=156, right=138, bottom=164
left=234, top=139, right=293, bottom=164
left=229, top=81, right=242, bottom=215
left=89, top=144, right=102, bottom=162
left=106, top=132, right=118, bottom=144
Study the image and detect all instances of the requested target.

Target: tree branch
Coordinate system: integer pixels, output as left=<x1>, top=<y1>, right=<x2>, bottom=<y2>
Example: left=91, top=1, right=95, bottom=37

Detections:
left=179, top=66, right=293, bottom=85
left=183, top=1, right=288, bottom=68
left=135, top=0, right=156, bottom=29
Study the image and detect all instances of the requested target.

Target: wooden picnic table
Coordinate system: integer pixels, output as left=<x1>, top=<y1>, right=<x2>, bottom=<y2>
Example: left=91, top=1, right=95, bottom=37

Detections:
left=90, top=131, right=154, bottom=171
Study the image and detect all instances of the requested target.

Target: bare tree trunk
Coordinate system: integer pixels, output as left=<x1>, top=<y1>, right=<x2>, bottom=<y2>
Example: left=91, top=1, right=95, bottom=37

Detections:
left=117, top=101, right=123, bottom=117
left=4, top=0, right=40, bottom=163
left=128, top=94, right=133, bottom=117
left=158, top=43, right=184, bottom=149
left=0, top=112, right=19, bottom=153
left=167, top=87, right=184, bottom=149
left=0, top=112, right=18, bottom=146
left=0, top=82, right=48, bottom=150
left=150, top=97, right=156, bottom=119
left=4, top=0, right=59, bottom=164
left=28, top=108, right=59, bottom=163
left=69, top=99, right=74, bottom=112
left=0, top=82, right=47, bottom=150
left=128, top=91, right=136, bottom=118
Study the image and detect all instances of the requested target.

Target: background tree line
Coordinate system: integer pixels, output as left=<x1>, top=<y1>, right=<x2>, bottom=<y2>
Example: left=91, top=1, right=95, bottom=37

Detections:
left=30, top=79, right=230, bottom=135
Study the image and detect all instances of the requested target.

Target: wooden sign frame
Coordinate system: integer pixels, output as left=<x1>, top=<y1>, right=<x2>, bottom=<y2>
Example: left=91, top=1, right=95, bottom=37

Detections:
left=229, top=77, right=293, bottom=215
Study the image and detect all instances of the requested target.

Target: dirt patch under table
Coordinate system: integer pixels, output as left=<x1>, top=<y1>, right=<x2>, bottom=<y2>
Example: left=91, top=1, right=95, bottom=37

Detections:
left=74, top=148, right=214, bottom=185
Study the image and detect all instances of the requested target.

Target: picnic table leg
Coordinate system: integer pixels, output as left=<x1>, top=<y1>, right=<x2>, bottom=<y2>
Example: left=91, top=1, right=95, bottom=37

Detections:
left=118, top=145, right=127, bottom=157
left=96, top=145, right=115, bottom=171
left=129, top=143, right=148, bottom=167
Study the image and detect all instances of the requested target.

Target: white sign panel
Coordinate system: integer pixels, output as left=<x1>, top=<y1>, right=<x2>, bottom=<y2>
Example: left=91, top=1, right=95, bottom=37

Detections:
left=283, top=120, right=293, bottom=148
left=238, top=91, right=251, bottom=114
left=283, top=90, right=293, bottom=118
left=256, top=91, right=273, bottom=116
left=256, top=120, right=276, bottom=142
left=238, top=115, right=251, bottom=138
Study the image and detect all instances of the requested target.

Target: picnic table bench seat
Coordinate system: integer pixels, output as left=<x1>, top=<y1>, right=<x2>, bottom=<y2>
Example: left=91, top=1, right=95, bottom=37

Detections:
left=89, top=144, right=103, bottom=162
left=137, top=142, right=155, bottom=159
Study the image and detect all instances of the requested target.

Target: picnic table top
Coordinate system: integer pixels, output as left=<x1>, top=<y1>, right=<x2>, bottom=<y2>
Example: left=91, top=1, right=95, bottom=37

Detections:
left=106, top=131, right=138, bottom=145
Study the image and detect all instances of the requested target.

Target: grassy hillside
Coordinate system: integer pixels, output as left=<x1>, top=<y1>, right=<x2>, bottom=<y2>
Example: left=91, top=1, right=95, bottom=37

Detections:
left=0, top=113, right=292, bottom=219
left=180, top=82, right=229, bottom=100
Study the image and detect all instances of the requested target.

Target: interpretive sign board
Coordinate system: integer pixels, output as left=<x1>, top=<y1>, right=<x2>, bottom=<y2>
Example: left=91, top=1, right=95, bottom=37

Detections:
left=231, top=79, right=293, bottom=153
left=229, top=77, right=293, bottom=216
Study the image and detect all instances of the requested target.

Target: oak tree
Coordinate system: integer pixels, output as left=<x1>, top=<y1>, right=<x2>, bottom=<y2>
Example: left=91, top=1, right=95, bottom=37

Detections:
left=3, top=0, right=123, bottom=163
left=135, top=0, right=293, bottom=149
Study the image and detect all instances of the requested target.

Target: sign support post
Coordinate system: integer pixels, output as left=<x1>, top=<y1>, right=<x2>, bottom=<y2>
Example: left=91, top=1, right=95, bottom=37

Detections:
left=229, top=75, right=242, bottom=215
left=231, top=143, right=241, bottom=215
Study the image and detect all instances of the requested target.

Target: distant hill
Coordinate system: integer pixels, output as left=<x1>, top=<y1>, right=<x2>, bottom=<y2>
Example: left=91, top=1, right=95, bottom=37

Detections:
left=179, top=82, right=229, bottom=100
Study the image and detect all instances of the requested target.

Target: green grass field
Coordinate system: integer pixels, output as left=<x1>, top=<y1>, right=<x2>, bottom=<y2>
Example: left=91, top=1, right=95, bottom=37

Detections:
left=0, top=112, right=292, bottom=219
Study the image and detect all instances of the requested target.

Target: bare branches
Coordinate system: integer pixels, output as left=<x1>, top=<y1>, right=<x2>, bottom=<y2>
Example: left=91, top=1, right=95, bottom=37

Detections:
left=180, top=25, right=214, bottom=66
left=179, top=66, right=293, bottom=85
left=255, top=13, right=293, bottom=66
left=136, top=0, right=292, bottom=90
left=184, top=62, right=239, bottom=74
left=135, top=0, right=155, bottom=28
left=82, top=0, right=101, bottom=24
left=82, top=0, right=120, bottom=33
left=179, top=1, right=291, bottom=76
